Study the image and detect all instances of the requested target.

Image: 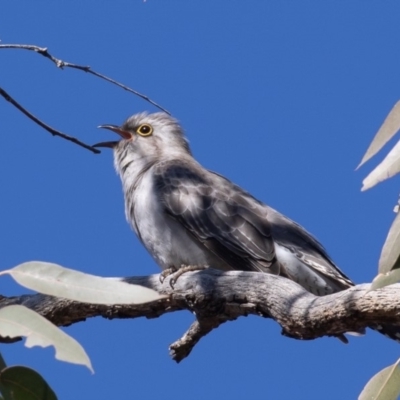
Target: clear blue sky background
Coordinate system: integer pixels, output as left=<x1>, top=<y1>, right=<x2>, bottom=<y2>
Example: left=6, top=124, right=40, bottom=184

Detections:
left=1, top=2, right=400, bottom=399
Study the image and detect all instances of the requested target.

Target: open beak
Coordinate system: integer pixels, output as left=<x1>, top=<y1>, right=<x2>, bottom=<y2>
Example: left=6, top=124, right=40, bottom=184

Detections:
left=93, top=124, right=132, bottom=148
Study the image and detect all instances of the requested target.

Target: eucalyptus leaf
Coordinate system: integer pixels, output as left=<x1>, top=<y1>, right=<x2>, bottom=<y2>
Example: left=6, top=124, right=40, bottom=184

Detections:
left=0, top=354, right=6, bottom=371
left=0, top=305, right=93, bottom=372
left=0, top=352, right=13, bottom=400
left=369, top=270, right=400, bottom=292
left=1, top=261, right=162, bottom=305
left=0, top=366, right=57, bottom=400
left=359, top=358, right=400, bottom=400
left=378, top=211, right=400, bottom=274
left=362, top=139, right=400, bottom=191
left=358, top=100, right=400, bottom=169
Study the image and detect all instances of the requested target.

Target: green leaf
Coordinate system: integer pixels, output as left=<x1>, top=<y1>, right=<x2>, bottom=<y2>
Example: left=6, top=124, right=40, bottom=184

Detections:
left=378, top=211, right=400, bottom=274
left=369, top=270, right=400, bottom=292
left=0, top=305, right=93, bottom=372
left=0, top=352, right=13, bottom=400
left=362, top=139, right=400, bottom=191
left=1, top=261, right=163, bottom=305
left=358, top=100, right=400, bottom=169
left=359, top=358, right=400, bottom=400
left=0, top=353, right=6, bottom=371
left=0, top=366, right=57, bottom=400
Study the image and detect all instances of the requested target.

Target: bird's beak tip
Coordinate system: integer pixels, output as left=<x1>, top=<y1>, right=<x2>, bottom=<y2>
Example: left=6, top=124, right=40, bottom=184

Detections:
left=98, top=124, right=117, bottom=130
left=92, top=141, right=118, bottom=149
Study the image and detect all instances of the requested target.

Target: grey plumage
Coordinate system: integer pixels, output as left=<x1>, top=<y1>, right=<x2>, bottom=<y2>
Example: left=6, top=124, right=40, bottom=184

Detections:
left=95, top=111, right=399, bottom=341
left=98, top=112, right=351, bottom=295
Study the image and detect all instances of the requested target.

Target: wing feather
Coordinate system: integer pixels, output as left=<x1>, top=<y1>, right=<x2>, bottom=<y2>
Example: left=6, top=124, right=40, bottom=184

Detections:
left=153, top=160, right=353, bottom=293
left=153, top=160, right=278, bottom=274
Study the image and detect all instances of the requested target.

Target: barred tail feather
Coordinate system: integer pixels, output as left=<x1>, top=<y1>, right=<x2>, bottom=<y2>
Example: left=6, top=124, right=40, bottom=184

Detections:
left=370, top=324, right=400, bottom=342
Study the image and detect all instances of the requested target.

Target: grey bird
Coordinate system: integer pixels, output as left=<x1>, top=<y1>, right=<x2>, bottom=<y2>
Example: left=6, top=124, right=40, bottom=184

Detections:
left=94, top=112, right=399, bottom=342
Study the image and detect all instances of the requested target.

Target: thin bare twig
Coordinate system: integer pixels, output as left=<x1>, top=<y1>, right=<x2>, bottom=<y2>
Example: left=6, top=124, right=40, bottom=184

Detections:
left=0, top=44, right=170, bottom=115
left=0, top=87, right=100, bottom=154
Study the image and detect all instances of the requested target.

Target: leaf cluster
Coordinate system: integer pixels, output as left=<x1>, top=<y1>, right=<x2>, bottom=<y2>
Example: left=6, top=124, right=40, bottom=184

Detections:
left=358, top=102, right=400, bottom=400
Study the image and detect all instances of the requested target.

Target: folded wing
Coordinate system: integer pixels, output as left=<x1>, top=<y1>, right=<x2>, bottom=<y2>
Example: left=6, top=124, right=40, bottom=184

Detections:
left=154, top=160, right=279, bottom=274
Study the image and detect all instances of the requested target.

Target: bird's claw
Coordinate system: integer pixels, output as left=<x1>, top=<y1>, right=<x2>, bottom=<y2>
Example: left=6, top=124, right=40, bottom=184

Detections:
left=159, top=267, right=177, bottom=284
left=170, top=277, right=177, bottom=289
left=168, top=265, right=207, bottom=289
left=160, top=265, right=207, bottom=288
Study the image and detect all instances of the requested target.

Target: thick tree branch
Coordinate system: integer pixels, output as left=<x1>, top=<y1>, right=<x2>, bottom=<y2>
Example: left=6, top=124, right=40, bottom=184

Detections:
left=1, top=269, right=399, bottom=362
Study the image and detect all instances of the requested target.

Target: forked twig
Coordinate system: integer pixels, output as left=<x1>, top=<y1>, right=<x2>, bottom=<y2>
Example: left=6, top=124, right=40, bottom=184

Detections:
left=1, top=43, right=171, bottom=153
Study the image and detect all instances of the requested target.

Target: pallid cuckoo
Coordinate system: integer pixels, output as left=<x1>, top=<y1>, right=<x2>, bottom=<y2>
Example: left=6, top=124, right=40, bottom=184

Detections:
left=94, top=112, right=400, bottom=343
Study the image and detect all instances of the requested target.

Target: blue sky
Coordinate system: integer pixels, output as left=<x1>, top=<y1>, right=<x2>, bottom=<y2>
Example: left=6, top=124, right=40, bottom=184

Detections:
left=1, top=2, right=400, bottom=399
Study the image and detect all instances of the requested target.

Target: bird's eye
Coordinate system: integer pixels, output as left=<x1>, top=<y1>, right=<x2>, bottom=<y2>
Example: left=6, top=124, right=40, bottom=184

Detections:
left=136, top=124, right=153, bottom=137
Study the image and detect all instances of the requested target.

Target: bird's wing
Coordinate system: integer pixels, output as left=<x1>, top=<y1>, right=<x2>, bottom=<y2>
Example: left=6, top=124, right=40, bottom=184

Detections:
left=205, top=169, right=353, bottom=289
left=154, top=160, right=353, bottom=295
left=265, top=205, right=354, bottom=291
left=153, top=160, right=279, bottom=274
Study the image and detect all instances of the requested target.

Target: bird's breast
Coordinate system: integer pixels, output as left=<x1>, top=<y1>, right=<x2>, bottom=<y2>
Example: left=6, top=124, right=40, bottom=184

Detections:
left=128, top=170, right=211, bottom=270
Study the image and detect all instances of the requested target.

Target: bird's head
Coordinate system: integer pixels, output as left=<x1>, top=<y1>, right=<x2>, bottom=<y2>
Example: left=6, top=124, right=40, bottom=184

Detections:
left=94, top=112, right=192, bottom=174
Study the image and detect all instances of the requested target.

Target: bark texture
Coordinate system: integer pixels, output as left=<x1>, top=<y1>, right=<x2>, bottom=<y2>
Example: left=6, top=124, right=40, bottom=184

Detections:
left=1, top=270, right=399, bottom=362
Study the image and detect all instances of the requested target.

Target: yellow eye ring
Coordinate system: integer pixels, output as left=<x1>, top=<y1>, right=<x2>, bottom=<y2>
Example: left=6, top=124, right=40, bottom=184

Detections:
left=136, top=124, right=153, bottom=137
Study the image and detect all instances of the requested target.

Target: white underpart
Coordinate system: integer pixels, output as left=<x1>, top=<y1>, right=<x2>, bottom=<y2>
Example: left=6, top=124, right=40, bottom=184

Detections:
left=131, top=169, right=211, bottom=270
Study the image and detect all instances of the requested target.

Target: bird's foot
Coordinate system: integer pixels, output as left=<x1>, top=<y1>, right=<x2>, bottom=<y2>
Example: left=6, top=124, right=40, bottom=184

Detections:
left=160, top=267, right=177, bottom=284
left=169, top=265, right=208, bottom=289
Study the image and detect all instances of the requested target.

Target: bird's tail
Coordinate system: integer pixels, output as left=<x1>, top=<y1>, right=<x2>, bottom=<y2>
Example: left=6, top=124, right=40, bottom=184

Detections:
left=370, top=324, right=400, bottom=343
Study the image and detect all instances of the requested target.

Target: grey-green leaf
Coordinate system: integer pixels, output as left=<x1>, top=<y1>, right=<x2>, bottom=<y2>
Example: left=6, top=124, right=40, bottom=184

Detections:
left=0, top=354, right=6, bottom=371
left=359, top=358, right=400, bottom=400
left=0, top=366, right=57, bottom=400
left=369, top=270, right=400, bottom=292
left=361, top=139, right=400, bottom=191
left=378, top=211, right=400, bottom=274
left=0, top=305, right=93, bottom=372
left=358, top=101, right=400, bottom=169
left=0, top=352, right=13, bottom=400
left=2, top=261, right=163, bottom=305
